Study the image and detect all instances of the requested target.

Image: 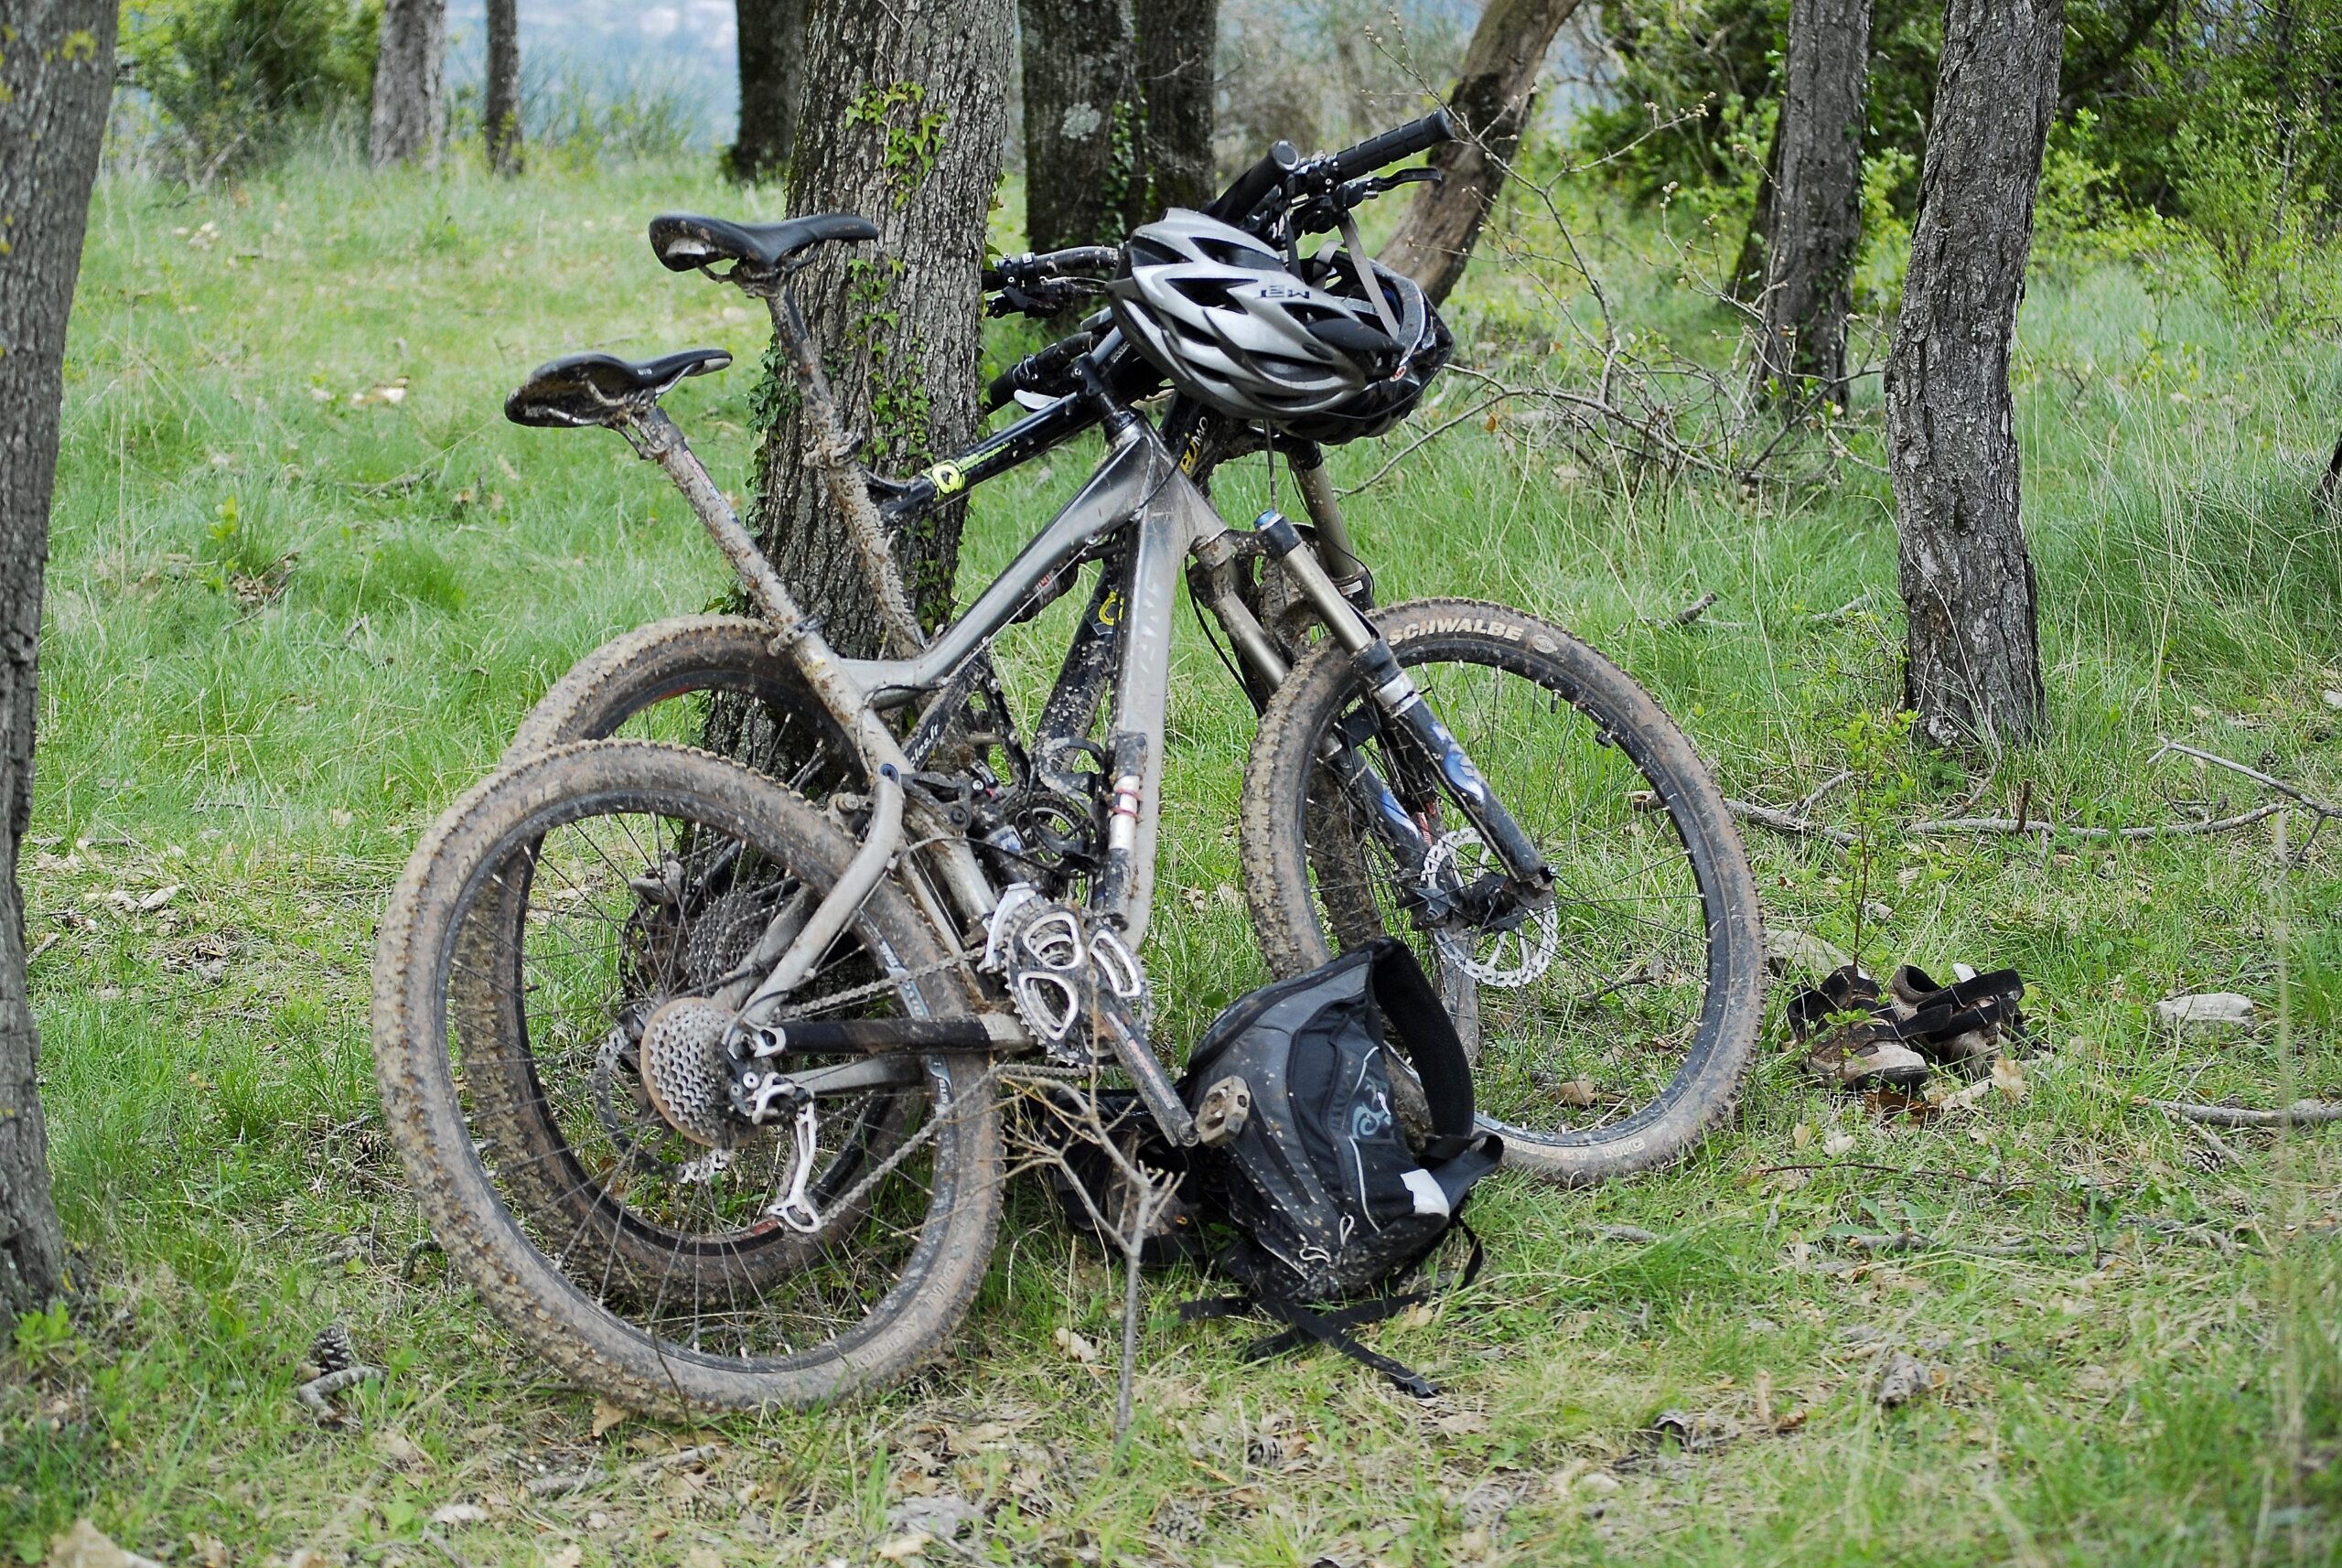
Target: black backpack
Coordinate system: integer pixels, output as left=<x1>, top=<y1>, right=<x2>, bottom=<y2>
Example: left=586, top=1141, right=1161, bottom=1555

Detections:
left=1176, top=938, right=1501, bottom=1396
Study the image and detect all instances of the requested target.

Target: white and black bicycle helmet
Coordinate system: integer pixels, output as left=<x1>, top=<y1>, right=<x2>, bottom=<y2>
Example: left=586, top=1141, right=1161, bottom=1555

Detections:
left=1109, top=209, right=1450, bottom=445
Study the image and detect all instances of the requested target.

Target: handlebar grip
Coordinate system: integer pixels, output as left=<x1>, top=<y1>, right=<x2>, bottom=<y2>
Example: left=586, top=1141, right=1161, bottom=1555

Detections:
left=1205, top=139, right=1300, bottom=224
left=1329, top=106, right=1457, bottom=181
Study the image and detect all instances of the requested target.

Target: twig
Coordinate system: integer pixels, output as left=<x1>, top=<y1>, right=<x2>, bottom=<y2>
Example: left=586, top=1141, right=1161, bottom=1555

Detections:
left=1726, top=799, right=1854, bottom=846
left=1749, top=1162, right=2034, bottom=1193
left=1730, top=797, right=2289, bottom=845
left=1640, top=590, right=1717, bottom=628
left=1795, top=771, right=1855, bottom=819
left=1842, top=1231, right=2090, bottom=1260
left=2143, top=1098, right=2342, bottom=1128
left=521, top=1444, right=724, bottom=1498
left=1336, top=392, right=1517, bottom=497
left=1594, top=1225, right=1661, bottom=1243
left=2144, top=739, right=2342, bottom=828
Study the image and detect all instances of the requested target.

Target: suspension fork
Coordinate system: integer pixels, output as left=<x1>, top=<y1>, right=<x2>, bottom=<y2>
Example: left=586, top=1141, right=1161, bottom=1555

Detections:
left=1249, top=510, right=1554, bottom=897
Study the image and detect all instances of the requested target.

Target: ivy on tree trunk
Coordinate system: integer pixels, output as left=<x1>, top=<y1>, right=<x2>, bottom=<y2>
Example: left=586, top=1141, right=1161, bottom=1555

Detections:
left=739, top=0, right=1015, bottom=661
left=0, top=0, right=115, bottom=1323
left=1885, top=0, right=2060, bottom=749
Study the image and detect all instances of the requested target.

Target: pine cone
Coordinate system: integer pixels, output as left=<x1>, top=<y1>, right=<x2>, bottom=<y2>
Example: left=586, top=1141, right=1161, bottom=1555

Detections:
left=308, top=1321, right=357, bottom=1376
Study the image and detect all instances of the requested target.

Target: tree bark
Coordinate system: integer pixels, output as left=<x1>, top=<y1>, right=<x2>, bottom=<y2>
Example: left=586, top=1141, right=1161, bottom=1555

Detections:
left=1020, top=0, right=1137, bottom=252
left=1132, top=0, right=1217, bottom=219
left=0, top=0, right=114, bottom=1325
left=484, top=0, right=522, bottom=176
left=1379, top=0, right=1585, bottom=306
left=369, top=0, right=446, bottom=167
left=732, top=0, right=808, bottom=184
left=742, top=0, right=1015, bottom=660
left=1755, top=0, right=1872, bottom=406
left=1885, top=0, right=2059, bottom=749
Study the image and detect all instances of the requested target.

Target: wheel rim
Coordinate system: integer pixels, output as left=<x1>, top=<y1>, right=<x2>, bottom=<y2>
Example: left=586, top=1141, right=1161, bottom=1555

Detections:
left=443, top=784, right=973, bottom=1370
left=1295, top=645, right=1724, bottom=1145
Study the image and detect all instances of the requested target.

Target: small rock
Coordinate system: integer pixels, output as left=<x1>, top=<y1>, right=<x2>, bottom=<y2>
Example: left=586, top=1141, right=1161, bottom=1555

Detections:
left=886, top=1497, right=982, bottom=1541
left=2154, top=993, right=2256, bottom=1032
left=1766, top=928, right=1852, bottom=978
left=1875, top=1351, right=1939, bottom=1408
left=2322, top=690, right=2342, bottom=711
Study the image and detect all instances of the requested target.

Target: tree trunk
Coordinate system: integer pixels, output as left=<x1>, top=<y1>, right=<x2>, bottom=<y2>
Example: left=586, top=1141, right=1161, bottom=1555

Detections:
left=369, top=0, right=446, bottom=167
left=732, top=0, right=808, bottom=184
left=1885, top=0, right=2059, bottom=749
left=742, top=0, right=1015, bottom=660
left=1132, top=0, right=1217, bottom=219
left=1730, top=115, right=1781, bottom=305
left=1754, top=0, right=1872, bottom=407
left=1379, top=0, right=1584, bottom=306
left=2321, top=428, right=2342, bottom=505
left=484, top=0, right=522, bottom=176
left=1020, top=0, right=1137, bottom=252
left=0, top=0, right=114, bottom=1325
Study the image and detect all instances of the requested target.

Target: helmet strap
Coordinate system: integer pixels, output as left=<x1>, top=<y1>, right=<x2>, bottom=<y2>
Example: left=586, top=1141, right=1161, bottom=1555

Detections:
left=1337, top=210, right=1406, bottom=345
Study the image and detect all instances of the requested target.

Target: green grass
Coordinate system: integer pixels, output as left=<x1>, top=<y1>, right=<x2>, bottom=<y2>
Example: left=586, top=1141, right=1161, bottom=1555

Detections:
left=5, top=143, right=2340, bottom=1566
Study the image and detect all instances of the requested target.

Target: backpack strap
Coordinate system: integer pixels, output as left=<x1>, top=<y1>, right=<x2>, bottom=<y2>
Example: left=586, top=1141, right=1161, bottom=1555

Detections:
left=1363, top=939, right=1479, bottom=1164
left=1177, top=1223, right=1488, bottom=1400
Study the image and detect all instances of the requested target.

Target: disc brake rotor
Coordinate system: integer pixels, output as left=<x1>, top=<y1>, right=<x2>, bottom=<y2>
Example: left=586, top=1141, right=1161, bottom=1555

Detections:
left=1421, top=828, right=1559, bottom=990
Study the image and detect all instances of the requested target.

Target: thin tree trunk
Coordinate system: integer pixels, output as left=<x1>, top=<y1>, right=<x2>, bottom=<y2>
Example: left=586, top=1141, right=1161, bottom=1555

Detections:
left=2321, top=429, right=2342, bottom=504
left=1755, top=0, right=1872, bottom=406
left=732, top=0, right=808, bottom=183
left=484, top=0, right=522, bottom=176
left=1020, top=0, right=1137, bottom=252
left=1379, top=0, right=1584, bottom=306
left=1132, top=0, right=1217, bottom=219
left=369, top=0, right=446, bottom=167
left=1885, top=0, right=2060, bottom=749
left=742, top=0, right=1015, bottom=660
left=0, top=0, right=114, bottom=1324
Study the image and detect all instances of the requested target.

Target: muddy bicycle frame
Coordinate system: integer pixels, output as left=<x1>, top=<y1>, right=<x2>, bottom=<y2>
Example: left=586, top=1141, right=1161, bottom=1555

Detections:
left=598, top=246, right=1553, bottom=1144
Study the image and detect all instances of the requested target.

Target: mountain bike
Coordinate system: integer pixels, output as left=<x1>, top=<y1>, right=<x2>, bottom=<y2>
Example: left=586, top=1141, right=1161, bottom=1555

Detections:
left=371, top=109, right=1766, bottom=1410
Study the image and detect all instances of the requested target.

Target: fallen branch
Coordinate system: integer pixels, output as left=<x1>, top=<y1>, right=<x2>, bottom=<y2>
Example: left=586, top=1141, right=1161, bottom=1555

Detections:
left=1639, top=591, right=1718, bottom=628
left=1726, top=798, right=1854, bottom=846
left=295, top=1364, right=380, bottom=1420
left=1728, top=798, right=2289, bottom=846
left=2143, top=1098, right=2342, bottom=1128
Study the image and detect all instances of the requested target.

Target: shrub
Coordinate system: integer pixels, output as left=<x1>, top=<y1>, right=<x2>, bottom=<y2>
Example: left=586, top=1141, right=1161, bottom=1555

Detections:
left=118, top=0, right=380, bottom=178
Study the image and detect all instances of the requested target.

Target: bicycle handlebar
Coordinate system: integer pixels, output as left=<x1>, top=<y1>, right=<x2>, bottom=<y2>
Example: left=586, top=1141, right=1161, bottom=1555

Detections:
left=1204, top=138, right=1302, bottom=225
left=1328, top=105, right=1457, bottom=183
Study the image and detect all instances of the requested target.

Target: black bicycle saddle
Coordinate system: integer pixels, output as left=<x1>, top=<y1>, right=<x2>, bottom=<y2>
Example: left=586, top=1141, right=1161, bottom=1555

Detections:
left=647, top=211, right=879, bottom=273
left=504, top=347, right=731, bottom=429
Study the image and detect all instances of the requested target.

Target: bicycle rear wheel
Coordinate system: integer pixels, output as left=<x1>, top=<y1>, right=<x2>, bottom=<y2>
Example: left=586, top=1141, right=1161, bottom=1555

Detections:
left=374, top=740, right=1001, bottom=1411
left=1240, top=598, right=1765, bottom=1184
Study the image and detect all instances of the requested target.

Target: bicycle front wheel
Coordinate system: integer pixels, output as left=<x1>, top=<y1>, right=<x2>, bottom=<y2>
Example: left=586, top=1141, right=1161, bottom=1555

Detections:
left=373, top=740, right=1002, bottom=1411
left=1240, top=598, right=1765, bottom=1184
